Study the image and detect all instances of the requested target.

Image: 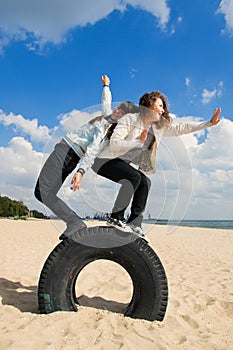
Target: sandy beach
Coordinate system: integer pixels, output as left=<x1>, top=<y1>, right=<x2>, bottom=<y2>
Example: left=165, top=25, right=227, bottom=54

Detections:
left=0, top=218, right=232, bottom=350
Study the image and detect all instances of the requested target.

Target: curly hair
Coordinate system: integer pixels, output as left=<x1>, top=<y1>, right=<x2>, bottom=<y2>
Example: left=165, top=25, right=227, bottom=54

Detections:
left=139, top=91, right=171, bottom=129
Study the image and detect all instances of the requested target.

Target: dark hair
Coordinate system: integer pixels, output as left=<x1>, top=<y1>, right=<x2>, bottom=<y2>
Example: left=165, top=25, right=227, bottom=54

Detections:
left=139, top=91, right=171, bottom=128
left=118, top=101, right=139, bottom=114
left=88, top=115, right=104, bottom=124
left=104, top=101, right=139, bottom=139
left=88, top=101, right=139, bottom=125
left=105, top=123, right=117, bottom=139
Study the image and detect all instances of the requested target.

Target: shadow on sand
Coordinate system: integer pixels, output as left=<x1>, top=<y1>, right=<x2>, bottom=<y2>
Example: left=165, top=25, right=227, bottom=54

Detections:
left=0, top=278, right=128, bottom=315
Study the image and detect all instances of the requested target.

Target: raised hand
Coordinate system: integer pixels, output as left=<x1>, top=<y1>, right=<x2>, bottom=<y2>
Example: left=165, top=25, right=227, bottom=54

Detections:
left=102, top=74, right=110, bottom=86
left=210, top=108, right=221, bottom=125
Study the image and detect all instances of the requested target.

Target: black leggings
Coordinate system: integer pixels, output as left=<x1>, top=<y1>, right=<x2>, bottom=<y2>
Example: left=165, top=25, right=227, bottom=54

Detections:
left=92, top=158, right=151, bottom=226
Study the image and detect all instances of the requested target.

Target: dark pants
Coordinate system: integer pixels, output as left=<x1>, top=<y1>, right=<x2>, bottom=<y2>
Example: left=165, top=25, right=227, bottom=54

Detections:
left=92, top=158, right=151, bottom=226
left=34, top=142, right=82, bottom=224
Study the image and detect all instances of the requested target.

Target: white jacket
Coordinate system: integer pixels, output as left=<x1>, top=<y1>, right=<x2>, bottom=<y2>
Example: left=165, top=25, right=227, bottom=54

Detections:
left=101, top=85, right=112, bottom=116
left=98, top=113, right=213, bottom=174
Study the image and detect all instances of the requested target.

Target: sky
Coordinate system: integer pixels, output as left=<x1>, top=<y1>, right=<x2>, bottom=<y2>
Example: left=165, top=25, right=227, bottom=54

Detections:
left=0, top=0, right=233, bottom=221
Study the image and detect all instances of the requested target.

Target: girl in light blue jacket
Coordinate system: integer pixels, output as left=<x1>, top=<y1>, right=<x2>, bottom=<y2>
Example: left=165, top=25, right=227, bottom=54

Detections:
left=34, top=75, right=138, bottom=239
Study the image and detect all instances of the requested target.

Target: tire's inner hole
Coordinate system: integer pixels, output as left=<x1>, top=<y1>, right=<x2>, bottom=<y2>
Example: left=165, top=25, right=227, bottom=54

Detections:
left=75, top=259, right=133, bottom=313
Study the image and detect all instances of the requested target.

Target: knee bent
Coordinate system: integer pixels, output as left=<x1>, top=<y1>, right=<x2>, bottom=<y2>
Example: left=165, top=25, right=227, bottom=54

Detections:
left=129, top=171, right=142, bottom=189
left=34, top=183, right=42, bottom=202
left=140, top=175, right=151, bottom=190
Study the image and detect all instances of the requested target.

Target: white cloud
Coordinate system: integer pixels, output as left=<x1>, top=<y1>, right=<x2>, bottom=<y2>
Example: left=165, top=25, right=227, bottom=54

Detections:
left=217, top=0, right=233, bottom=36
left=129, top=68, right=137, bottom=79
left=0, top=107, right=102, bottom=155
left=0, top=0, right=170, bottom=53
left=201, top=82, right=223, bottom=104
left=58, top=109, right=99, bottom=132
left=125, top=0, right=170, bottom=28
left=0, top=109, right=51, bottom=143
left=189, top=118, right=233, bottom=170
left=185, top=77, right=191, bottom=87
left=201, top=88, right=217, bottom=104
left=0, top=136, right=49, bottom=210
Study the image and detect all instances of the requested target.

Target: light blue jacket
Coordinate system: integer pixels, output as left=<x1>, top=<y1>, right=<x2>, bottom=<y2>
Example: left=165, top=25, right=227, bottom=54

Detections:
left=63, top=86, right=112, bottom=173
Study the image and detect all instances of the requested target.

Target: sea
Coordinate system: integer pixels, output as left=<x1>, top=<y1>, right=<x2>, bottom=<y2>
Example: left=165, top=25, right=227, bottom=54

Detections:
left=143, top=219, right=233, bottom=230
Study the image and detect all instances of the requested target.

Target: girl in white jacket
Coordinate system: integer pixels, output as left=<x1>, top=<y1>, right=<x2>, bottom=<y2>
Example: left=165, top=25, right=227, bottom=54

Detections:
left=92, top=90, right=221, bottom=238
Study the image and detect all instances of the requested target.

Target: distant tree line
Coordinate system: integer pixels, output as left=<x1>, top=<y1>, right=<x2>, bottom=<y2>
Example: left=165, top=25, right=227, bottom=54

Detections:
left=0, top=195, right=28, bottom=217
left=0, top=195, right=47, bottom=219
left=30, top=209, right=49, bottom=219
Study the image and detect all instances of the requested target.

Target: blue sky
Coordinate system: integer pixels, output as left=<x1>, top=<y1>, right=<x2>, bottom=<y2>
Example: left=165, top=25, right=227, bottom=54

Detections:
left=0, top=0, right=233, bottom=220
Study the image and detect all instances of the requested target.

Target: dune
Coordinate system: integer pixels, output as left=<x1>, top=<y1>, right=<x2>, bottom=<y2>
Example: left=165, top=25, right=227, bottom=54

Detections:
left=0, top=218, right=232, bottom=349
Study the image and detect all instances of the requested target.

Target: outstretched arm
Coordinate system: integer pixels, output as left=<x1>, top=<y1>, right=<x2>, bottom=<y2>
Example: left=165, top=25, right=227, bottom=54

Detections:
left=70, top=75, right=112, bottom=191
left=163, top=107, right=221, bottom=137
left=101, top=74, right=112, bottom=116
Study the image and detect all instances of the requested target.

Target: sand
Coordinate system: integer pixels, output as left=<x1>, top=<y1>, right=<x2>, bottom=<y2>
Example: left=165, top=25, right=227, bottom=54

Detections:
left=0, top=218, right=232, bottom=350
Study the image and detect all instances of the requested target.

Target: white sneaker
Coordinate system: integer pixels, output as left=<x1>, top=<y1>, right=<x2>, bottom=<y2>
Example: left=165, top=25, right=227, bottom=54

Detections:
left=129, top=224, right=149, bottom=243
left=130, top=225, right=144, bottom=235
left=107, top=218, right=133, bottom=233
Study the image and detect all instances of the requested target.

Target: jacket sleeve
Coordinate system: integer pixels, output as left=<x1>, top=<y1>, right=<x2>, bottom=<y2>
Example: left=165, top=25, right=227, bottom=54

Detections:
left=101, top=85, right=112, bottom=116
left=110, top=115, right=142, bottom=156
left=76, top=122, right=107, bottom=173
left=163, top=120, right=212, bottom=136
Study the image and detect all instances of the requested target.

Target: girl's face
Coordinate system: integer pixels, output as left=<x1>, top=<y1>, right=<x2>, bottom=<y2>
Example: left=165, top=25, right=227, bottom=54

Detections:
left=111, top=106, right=125, bottom=121
left=150, top=98, right=164, bottom=121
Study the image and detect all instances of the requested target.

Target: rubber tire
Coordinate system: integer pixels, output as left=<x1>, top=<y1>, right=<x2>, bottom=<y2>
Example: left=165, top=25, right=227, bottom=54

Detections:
left=38, top=226, right=168, bottom=321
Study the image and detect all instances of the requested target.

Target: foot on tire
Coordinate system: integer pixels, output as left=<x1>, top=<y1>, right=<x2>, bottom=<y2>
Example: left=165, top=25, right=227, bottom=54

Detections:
left=59, top=220, right=87, bottom=240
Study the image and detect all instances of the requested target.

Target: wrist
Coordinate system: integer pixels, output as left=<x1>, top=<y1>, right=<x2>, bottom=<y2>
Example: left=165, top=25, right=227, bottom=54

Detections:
left=77, top=168, right=85, bottom=175
left=103, top=84, right=109, bottom=87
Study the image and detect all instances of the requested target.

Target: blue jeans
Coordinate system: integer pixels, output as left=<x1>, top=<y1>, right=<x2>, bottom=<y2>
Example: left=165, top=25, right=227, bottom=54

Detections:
left=34, top=142, right=83, bottom=224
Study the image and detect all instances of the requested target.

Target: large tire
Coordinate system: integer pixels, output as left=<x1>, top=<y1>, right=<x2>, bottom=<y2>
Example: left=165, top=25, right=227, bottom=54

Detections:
left=38, top=226, right=168, bottom=321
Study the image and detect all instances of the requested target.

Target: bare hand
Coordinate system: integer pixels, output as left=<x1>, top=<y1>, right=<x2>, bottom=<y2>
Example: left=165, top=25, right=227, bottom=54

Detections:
left=71, top=172, right=83, bottom=191
left=102, top=74, right=110, bottom=86
left=139, top=129, right=148, bottom=144
left=210, top=108, right=221, bottom=125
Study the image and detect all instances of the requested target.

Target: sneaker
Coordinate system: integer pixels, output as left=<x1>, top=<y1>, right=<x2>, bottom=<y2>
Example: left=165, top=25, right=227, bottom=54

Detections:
left=107, top=217, right=133, bottom=232
left=59, top=220, right=87, bottom=240
left=130, top=225, right=144, bottom=235
left=129, top=224, right=149, bottom=243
